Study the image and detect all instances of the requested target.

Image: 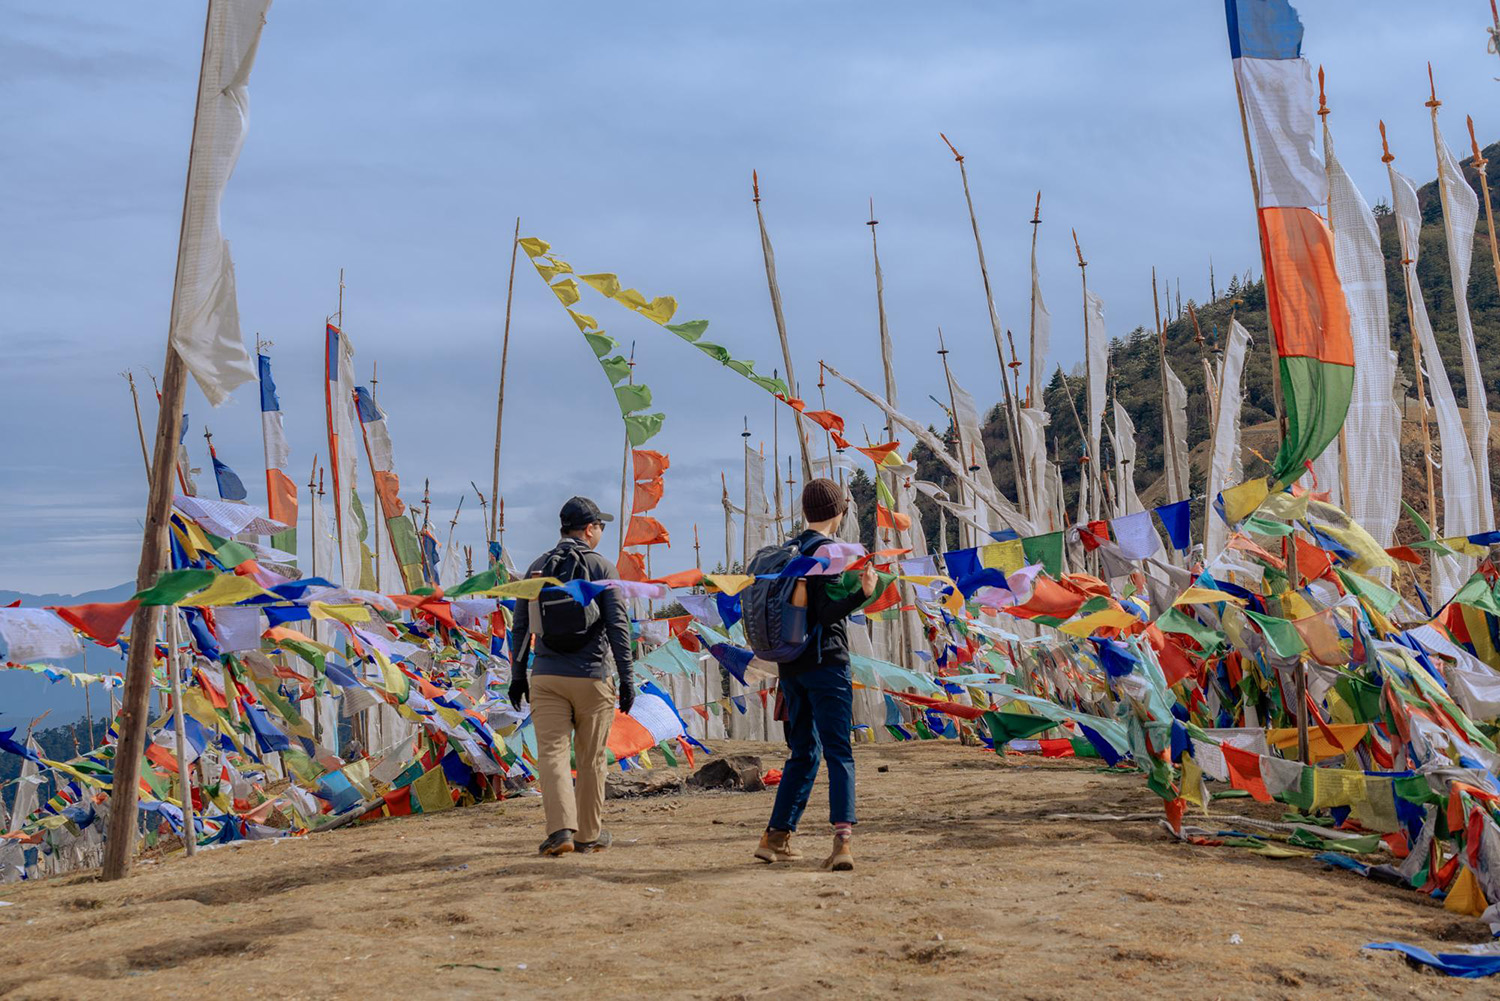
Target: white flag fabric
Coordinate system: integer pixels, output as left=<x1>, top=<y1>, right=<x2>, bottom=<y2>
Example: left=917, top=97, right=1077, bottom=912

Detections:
left=439, top=539, right=464, bottom=589
left=169, top=0, right=272, bottom=407
left=949, top=374, right=1003, bottom=530
left=1111, top=400, right=1143, bottom=515
left=1392, top=167, right=1478, bottom=601
left=7, top=746, right=41, bottom=833
left=1206, top=320, right=1252, bottom=559
left=0, top=609, right=83, bottom=663
left=1084, top=291, right=1109, bottom=517
left=1434, top=119, right=1494, bottom=530
left=744, top=444, right=774, bottom=555
left=1325, top=124, right=1400, bottom=545
left=1112, top=511, right=1162, bottom=561
left=326, top=324, right=362, bottom=588
left=1017, top=406, right=1053, bottom=529
left=312, top=492, right=338, bottom=587
left=1029, top=255, right=1051, bottom=404
left=1164, top=359, right=1190, bottom=505
left=1234, top=56, right=1326, bottom=209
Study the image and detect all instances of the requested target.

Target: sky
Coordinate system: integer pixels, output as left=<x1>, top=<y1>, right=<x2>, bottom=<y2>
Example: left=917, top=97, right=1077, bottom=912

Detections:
left=4, top=0, right=1500, bottom=598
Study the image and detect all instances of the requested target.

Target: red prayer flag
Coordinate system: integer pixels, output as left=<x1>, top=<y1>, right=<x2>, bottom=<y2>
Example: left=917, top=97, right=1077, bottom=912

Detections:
left=1078, top=520, right=1110, bottom=552
left=48, top=599, right=141, bottom=646
left=864, top=580, right=902, bottom=614
left=875, top=502, right=912, bottom=533
left=1221, top=744, right=1271, bottom=803
left=854, top=442, right=901, bottom=465
left=652, top=567, right=704, bottom=589
left=616, top=550, right=648, bottom=582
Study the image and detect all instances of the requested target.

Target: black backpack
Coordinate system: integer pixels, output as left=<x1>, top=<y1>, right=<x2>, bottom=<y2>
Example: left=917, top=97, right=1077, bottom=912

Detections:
left=742, top=535, right=826, bottom=663
left=529, top=544, right=602, bottom=654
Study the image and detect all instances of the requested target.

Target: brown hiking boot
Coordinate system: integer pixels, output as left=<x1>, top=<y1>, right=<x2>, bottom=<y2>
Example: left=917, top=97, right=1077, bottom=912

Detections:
left=822, top=832, right=853, bottom=871
left=538, top=830, right=575, bottom=856
left=754, top=829, right=802, bottom=863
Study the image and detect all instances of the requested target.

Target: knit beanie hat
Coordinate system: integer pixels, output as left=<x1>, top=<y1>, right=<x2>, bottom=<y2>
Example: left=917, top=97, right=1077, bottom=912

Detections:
left=802, top=477, right=846, bottom=523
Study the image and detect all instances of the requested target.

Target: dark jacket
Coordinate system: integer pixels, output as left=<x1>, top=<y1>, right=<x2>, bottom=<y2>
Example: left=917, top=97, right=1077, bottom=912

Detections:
left=510, top=537, right=633, bottom=681
left=778, top=530, right=868, bottom=679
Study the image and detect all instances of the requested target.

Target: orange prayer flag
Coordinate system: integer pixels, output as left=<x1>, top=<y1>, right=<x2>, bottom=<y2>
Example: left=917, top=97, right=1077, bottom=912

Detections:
left=631, top=449, right=670, bottom=480
left=48, top=599, right=141, bottom=646
left=864, top=580, right=902, bottom=614
left=803, top=410, right=845, bottom=434
left=624, top=515, right=671, bottom=547
left=874, top=502, right=911, bottom=533
left=831, top=431, right=852, bottom=450
left=854, top=441, right=901, bottom=464
left=652, top=567, right=704, bottom=589
left=632, top=477, right=664, bottom=514
left=617, top=550, right=648, bottom=582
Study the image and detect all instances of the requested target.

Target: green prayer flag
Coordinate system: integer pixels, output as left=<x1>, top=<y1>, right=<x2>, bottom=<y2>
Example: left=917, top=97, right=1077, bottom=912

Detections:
left=694, top=340, right=733, bottom=364
left=1244, top=608, right=1307, bottom=658
left=665, top=319, right=708, bottom=341
left=1271, top=354, right=1353, bottom=487
left=599, top=354, right=632, bottom=385
left=1401, top=499, right=1435, bottom=542
left=624, top=411, right=666, bottom=446
left=1022, top=531, right=1065, bottom=578
left=134, top=569, right=216, bottom=606
left=614, top=383, right=654, bottom=414
left=1243, top=515, right=1294, bottom=537
left=1156, top=607, right=1224, bottom=653
left=448, top=568, right=499, bottom=597
left=982, top=710, right=1055, bottom=745
left=584, top=330, right=616, bottom=357
left=215, top=539, right=256, bottom=567
left=749, top=374, right=790, bottom=396
left=1334, top=568, right=1401, bottom=616
left=1450, top=574, right=1500, bottom=616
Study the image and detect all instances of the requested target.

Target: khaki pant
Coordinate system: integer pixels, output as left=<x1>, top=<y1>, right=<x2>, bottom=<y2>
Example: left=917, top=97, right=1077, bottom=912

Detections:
left=531, top=674, right=616, bottom=842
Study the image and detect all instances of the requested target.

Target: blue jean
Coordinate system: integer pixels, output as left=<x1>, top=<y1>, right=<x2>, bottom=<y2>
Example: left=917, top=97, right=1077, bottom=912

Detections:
left=768, top=664, right=856, bottom=831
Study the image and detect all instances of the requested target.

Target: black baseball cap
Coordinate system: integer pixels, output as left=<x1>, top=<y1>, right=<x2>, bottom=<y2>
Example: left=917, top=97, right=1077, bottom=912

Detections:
left=560, top=496, right=613, bottom=530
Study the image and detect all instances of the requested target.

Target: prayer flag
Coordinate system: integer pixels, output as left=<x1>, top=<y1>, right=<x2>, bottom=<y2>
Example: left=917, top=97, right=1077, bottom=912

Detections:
left=258, top=350, right=298, bottom=557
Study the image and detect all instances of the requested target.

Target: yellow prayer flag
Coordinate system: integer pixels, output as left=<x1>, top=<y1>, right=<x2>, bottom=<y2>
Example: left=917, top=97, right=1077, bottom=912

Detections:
left=549, top=278, right=581, bottom=306
left=978, top=539, right=1025, bottom=573
left=518, top=237, right=550, bottom=258
left=705, top=574, right=755, bottom=596
left=1221, top=478, right=1270, bottom=524
left=411, top=765, right=454, bottom=813
left=637, top=295, right=678, bottom=324
left=579, top=272, right=621, bottom=297
left=309, top=603, right=372, bottom=625
left=1173, top=586, right=1247, bottom=607
left=535, top=259, right=574, bottom=282
left=1440, top=536, right=1490, bottom=558
left=614, top=287, right=648, bottom=310
left=183, top=573, right=274, bottom=606
left=1059, top=607, right=1140, bottom=638
left=1444, top=865, right=1489, bottom=916
left=1280, top=591, right=1316, bottom=620
left=473, top=577, right=560, bottom=601
left=1181, top=753, right=1205, bottom=808
left=566, top=307, right=599, bottom=332
left=1260, top=490, right=1310, bottom=522
left=1309, top=768, right=1366, bottom=809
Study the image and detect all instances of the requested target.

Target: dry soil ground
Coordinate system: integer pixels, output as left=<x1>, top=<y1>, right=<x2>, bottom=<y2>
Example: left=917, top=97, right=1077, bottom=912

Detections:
left=0, top=739, right=1494, bottom=1000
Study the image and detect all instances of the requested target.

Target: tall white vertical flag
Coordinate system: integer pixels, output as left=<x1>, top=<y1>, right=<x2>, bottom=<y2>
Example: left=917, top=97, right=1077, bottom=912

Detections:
left=1083, top=291, right=1109, bottom=518
left=1164, top=359, right=1190, bottom=505
left=1390, top=167, right=1479, bottom=601
left=1111, top=400, right=1144, bottom=515
left=1325, top=123, right=1400, bottom=546
left=325, top=323, right=362, bottom=587
left=1433, top=116, right=1494, bottom=530
left=1029, top=258, right=1051, bottom=405
left=169, top=0, right=272, bottom=407
left=1207, top=321, right=1252, bottom=560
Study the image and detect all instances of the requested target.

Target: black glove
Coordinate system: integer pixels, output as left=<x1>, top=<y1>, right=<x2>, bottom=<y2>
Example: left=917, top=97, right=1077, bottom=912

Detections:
left=617, top=674, right=635, bottom=715
left=508, top=669, right=529, bottom=707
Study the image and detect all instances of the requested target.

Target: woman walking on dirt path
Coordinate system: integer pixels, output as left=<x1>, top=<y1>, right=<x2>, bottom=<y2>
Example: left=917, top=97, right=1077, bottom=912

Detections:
left=754, top=478, right=876, bottom=871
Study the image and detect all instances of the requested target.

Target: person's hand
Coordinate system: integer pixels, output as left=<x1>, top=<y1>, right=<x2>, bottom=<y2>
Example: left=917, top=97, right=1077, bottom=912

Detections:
left=618, top=676, right=636, bottom=715
left=860, top=566, right=879, bottom=598
left=508, top=670, right=529, bottom=707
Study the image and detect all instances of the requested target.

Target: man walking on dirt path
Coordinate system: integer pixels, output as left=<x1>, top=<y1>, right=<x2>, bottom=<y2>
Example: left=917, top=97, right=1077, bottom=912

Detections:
left=754, top=478, right=875, bottom=871
left=509, top=496, right=635, bottom=857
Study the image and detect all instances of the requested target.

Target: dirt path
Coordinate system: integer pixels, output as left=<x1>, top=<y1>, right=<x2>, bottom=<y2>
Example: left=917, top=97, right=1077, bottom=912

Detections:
left=0, top=740, right=1492, bottom=1000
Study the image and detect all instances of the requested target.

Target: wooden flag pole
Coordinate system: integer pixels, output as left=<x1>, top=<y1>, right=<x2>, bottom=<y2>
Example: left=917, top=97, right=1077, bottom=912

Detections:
left=721, top=472, right=734, bottom=570
left=165, top=609, right=197, bottom=856
left=940, top=134, right=1030, bottom=518
left=102, top=0, right=214, bottom=881
left=752, top=172, right=815, bottom=484
left=490, top=217, right=520, bottom=546
left=123, top=371, right=152, bottom=483
left=1382, top=122, right=1441, bottom=535
left=937, top=328, right=971, bottom=549
left=1151, top=267, right=1184, bottom=505
left=772, top=369, right=784, bottom=536
left=1072, top=230, right=1099, bottom=522
left=1028, top=191, right=1042, bottom=402
left=1466, top=116, right=1500, bottom=345
left=741, top=418, right=753, bottom=562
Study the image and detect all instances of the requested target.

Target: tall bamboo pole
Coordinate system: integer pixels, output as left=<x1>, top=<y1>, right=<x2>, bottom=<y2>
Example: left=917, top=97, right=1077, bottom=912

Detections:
left=1382, top=122, right=1441, bottom=533
left=102, top=0, right=215, bottom=881
left=490, top=217, right=520, bottom=546
left=123, top=371, right=152, bottom=482
left=1467, top=115, right=1500, bottom=344
left=937, top=328, right=970, bottom=549
left=165, top=610, right=196, bottom=856
left=1028, top=191, right=1042, bottom=404
left=939, top=134, right=1030, bottom=517
left=1151, top=267, right=1183, bottom=504
left=1073, top=230, right=1099, bottom=521
left=751, top=172, right=814, bottom=484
